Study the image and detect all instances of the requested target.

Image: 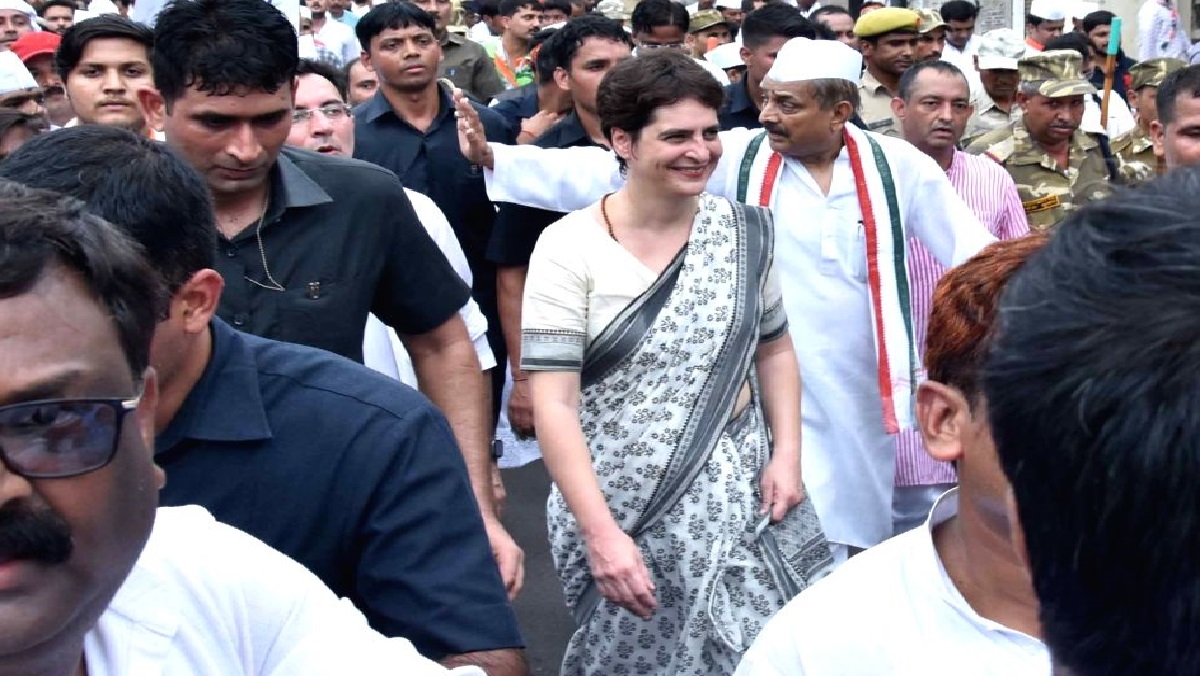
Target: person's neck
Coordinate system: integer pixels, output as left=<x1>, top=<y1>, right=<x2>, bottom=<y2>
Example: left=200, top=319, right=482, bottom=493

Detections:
left=792, top=135, right=843, bottom=171
left=536, top=82, right=571, bottom=114
left=212, top=182, right=271, bottom=240
left=575, top=105, right=605, bottom=145
left=746, top=77, right=764, bottom=113
left=501, top=32, right=529, bottom=62
left=1035, top=135, right=1071, bottom=162
left=0, top=636, right=88, bottom=676
left=311, top=12, right=326, bottom=29
left=988, top=91, right=1015, bottom=113
left=617, top=178, right=699, bottom=232
left=381, top=81, right=442, bottom=132
left=866, top=63, right=900, bottom=95
left=933, top=497, right=1042, bottom=639
left=916, top=141, right=956, bottom=170
left=329, top=7, right=343, bottom=17
left=154, top=325, right=213, bottom=434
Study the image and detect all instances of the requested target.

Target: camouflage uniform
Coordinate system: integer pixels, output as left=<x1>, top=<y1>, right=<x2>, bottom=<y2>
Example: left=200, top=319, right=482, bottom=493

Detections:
left=964, top=50, right=1152, bottom=230
left=1110, top=127, right=1159, bottom=182
left=1109, top=58, right=1188, bottom=181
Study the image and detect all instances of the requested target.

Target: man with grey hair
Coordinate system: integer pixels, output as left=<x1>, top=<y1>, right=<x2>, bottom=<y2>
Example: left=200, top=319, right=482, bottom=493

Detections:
left=454, top=36, right=996, bottom=557
left=966, top=49, right=1147, bottom=231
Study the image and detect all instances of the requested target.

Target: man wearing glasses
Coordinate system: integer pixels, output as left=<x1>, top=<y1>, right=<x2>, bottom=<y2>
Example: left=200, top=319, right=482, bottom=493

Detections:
left=0, top=180, right=484, bottom=675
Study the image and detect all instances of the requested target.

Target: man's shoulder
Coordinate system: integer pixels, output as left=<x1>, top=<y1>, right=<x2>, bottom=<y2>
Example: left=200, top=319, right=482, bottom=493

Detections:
left=446, top=32, right=487, bottom=57
left=281, top=147, right=402, bottom=193
left=965, top=125, right=1018, bottom=162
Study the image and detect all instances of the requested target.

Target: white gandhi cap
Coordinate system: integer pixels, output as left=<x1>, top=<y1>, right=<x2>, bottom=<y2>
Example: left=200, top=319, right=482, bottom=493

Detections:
left=763, top=37, right=863, bottom=85
left=1029, top=0, right=1067, bottom=20
left=0, top=50, right=36, bottom=95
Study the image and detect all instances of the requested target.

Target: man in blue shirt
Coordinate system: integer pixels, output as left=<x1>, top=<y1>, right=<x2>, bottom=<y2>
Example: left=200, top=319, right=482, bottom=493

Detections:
left=0, top=125, right=529, bottom=676
left=354, top=2, right=515, bottom=426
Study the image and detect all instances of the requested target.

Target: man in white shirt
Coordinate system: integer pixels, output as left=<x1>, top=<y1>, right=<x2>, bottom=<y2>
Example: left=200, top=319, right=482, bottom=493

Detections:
left=308, top=0, right=359, bottom=66
left=1138, top=0, right=1190, bottom=60
left=0, top=181, right=480, bottom=676
left=735, top=235, right=1050, bottom=676
left=454, top=37, right=995, bottom=556
left=939, top=0, right=979, bottom=72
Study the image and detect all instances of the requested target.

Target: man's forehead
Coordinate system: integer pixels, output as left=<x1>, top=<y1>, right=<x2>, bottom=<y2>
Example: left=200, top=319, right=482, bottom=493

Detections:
left=912, top=70, right=969, bottom=97
left=761, top=80, right=811, bottom=99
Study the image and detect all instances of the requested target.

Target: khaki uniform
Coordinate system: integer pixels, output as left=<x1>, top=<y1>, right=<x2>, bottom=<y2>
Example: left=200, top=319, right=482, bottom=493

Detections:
left=966, top=119, right=1149, bottom=230
left=964, top=90, right=1020, bottom=145
left=859, top=70, right=900, bottom=137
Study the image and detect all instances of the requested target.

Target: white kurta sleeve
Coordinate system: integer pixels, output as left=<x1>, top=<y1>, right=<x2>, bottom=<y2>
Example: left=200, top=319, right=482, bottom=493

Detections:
left=484, top=143, right=623, bottom=211
left=901, top=147, right=996, bottom=267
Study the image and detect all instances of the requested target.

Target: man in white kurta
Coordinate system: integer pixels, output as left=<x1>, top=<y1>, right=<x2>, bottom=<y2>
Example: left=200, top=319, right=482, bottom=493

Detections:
left=468, top=38, right=995, bottom=552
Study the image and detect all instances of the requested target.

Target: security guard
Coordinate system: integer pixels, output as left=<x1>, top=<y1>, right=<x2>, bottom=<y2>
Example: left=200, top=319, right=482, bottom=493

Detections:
left=966, top=50, right=1150, bottom=230
left=854, top=7, right=920, bottom=136
left=1111, top=57, right=1187, bottom=177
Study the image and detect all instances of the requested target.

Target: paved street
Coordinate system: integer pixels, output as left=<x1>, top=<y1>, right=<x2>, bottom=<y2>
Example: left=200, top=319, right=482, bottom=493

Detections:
left=501, top=461, right=575, bottom=675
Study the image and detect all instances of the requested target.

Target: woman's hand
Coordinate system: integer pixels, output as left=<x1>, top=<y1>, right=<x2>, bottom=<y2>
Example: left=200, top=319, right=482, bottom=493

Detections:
left=759, top=452, right=805, bottom=523
left=585, top=527, right=657, bottom=620
left=453, top=87, right=494, bottom=169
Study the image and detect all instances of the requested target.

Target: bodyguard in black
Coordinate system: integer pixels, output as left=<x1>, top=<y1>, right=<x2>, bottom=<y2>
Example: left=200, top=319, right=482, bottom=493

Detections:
left=0, top=124, right=529, bottom=676
left=353, top=3, right=515, bottom=421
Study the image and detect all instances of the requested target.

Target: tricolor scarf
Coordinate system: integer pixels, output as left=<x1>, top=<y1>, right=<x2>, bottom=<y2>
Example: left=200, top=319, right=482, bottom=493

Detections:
left=736, top=126, right=917, bottom=434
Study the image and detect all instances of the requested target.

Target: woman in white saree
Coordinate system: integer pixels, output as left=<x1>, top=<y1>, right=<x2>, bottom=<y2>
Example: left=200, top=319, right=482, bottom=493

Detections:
left=519, top=51, right=831, bottom=675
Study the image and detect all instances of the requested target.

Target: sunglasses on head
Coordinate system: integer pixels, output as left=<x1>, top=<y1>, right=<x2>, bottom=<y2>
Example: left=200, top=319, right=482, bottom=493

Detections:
left=0, top=391, right=142, bottom=479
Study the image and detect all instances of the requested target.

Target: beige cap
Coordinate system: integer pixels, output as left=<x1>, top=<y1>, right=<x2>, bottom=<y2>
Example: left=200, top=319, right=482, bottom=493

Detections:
left=1019, top=49, right=1097, bottom=97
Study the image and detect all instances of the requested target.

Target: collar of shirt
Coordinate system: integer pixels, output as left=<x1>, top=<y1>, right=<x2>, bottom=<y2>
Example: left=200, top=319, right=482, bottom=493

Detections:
left=725, top=79, right=757, bottom=115
left=537, top=111, right=592, bottom=147
left=156, top=318, right=273, bottom=450
left=1008, top=118, right=1098, bottom=167
left=1025, top=37, right=1043, bottom=51
left=355, top=85, right=455, bottom=128
left=441, top=30, right=466, bottom=48
left=263, top=149, right=335, bottom=225
left=860, top=69, right=891, bottom=96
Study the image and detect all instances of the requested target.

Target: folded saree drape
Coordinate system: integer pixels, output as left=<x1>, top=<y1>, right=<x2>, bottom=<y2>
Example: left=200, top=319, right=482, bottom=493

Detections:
left=527, top=195, right=832, bottom=675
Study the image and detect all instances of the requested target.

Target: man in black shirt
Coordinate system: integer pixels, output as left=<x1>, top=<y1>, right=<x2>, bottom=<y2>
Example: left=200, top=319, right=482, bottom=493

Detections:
left=488, top=15, right=631, bottom=437
left=720, top=3, right=824, bottom=130
left=136, top=0, right=522, bottom=595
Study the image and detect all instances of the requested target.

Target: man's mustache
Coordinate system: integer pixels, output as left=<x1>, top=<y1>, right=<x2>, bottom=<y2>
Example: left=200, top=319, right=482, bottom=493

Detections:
left=0, top=500, right=73, bottom=566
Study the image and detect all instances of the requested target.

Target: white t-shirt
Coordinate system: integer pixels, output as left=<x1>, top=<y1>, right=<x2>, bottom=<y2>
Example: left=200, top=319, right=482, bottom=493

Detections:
left=362, top=189, right=495, bottom=386
left=84, top=506, right=483, bottom=676
left=734, top=490, right=1050, bottom=675
left=316, top=17, right=361, bottom=67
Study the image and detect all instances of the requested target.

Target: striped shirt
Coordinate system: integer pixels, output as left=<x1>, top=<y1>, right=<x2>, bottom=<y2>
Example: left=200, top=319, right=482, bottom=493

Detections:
left=895, top=150, right=1030, bottom=487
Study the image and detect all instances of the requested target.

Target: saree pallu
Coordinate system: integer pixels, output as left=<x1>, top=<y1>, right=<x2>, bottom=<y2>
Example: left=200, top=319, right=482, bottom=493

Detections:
left=531, top=195, right=832, bottom=675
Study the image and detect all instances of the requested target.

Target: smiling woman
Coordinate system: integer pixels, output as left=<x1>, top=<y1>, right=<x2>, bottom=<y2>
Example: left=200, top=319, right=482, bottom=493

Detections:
left=521, top=49, right=830, bottom=676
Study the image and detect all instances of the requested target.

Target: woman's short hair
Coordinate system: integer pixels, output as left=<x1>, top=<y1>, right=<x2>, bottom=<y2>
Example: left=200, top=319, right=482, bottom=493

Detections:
left=597, top=50, right=725, bottom=159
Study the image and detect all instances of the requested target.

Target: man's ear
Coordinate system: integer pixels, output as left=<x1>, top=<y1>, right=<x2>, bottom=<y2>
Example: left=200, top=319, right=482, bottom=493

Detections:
left=738, top=44, right=751, bottom=66
left=171, top=269, right=225, bottom=336
left=1151, top=119, right=1165, bottom=158
left=1016, top=90, right=1031, bottom=111
left=916, top=381, right=971, bottom=464
left=136, top=87, right=166, bottom=132
left=890, top=95, right=906, bottom=120
left=552, top=66, right=570, bottom=93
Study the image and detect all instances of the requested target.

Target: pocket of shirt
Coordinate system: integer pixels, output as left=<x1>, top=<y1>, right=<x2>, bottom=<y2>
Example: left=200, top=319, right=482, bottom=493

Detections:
left=819, top=218, right=867, bottom=282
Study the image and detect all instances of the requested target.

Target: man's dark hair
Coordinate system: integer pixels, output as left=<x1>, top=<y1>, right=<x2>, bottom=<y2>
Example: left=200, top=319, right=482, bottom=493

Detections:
left=152, top=0, right=297, bottom=104
left=37, top=0, right=75, bottom=17
left=0, top=180, right=162, bottom=376
left=531, top=26, right=560, bottom=83
left=499, top=0, right=542, bottom=17
left=543, top=14, right=631, bottom=75
left=597, top=50, right=724, bottom=169
left=542, top=0, right=571, bottom=16
left=897, top=59, right=967, bottom=101
left=1043, top=32, right=1092, bottom=60
left=1026, top=12, right=1055, bottom=25
left=857, top=0, right=884, bottom=16
left=984, top=168, right=1200, bottom=676
left=630, top=0, right=688, bottom=35
left=478, top=0, right=501, bottom=18
left=357, top=2, right=437, bottom=49
left=740, top=3, right=821, bottom=49
left=0, top=110, right=41, bottom=157
left=938, top=0, right=977, bottom=22
left=1157, top=64, right=1200, bottom=126
left=0, top=126, right=217, bottom=296
left=1080, top=8, right=1115, bottom=33
left=344, top=56, right=363, bottom=80
left=57, top=15, right=153, bottom=84
left=811, top=4, right=851, bottom=20
left=298, top=58, right=348, bottom=100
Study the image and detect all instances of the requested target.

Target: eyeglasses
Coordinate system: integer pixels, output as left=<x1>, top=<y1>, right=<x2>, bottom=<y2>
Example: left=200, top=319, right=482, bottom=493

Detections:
left=292, top=103, right=352, bottom=124
left=0, top=392, right=141, bottom=479
left=638, top=41, right=686, bottom=50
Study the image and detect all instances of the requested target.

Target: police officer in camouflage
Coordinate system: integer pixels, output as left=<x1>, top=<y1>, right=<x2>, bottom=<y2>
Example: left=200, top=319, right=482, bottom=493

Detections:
left=966, top=49, right=1149, bottom=230
left=1112, top=57, right=1186, bottom=177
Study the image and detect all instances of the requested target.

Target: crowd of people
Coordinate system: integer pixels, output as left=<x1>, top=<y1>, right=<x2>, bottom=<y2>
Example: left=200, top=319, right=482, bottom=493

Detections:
left=1, top=0, right=1200, bottom=674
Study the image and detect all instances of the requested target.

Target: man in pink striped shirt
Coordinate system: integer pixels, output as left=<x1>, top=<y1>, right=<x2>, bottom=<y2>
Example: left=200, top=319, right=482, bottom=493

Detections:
left=889, top=59, right=1029, bottom=534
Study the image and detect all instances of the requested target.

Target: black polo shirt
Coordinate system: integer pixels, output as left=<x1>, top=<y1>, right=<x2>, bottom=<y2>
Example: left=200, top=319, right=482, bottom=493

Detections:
left=214, top=147, right=469, bottom=363
left=352, top=87, right=513, bottom=316
left=489, top=113, right=599, bottom=267
left=489, top=83, right=539, bottom=137
left=720, top=79, right=763, bottom=131
left=156, top=318, right=524, bottom=659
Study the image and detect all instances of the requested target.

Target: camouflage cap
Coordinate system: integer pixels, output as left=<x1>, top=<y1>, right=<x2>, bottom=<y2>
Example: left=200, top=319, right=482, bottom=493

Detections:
left=1019, top=49, right=1096, bottom=97
left=1129, top=57, right=1188, bottom=91
left=976, top=28, right=1025, bottom=70
left=917, top=9, right=947, bottom=33
left=689, top=9, right=729, bottom=33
